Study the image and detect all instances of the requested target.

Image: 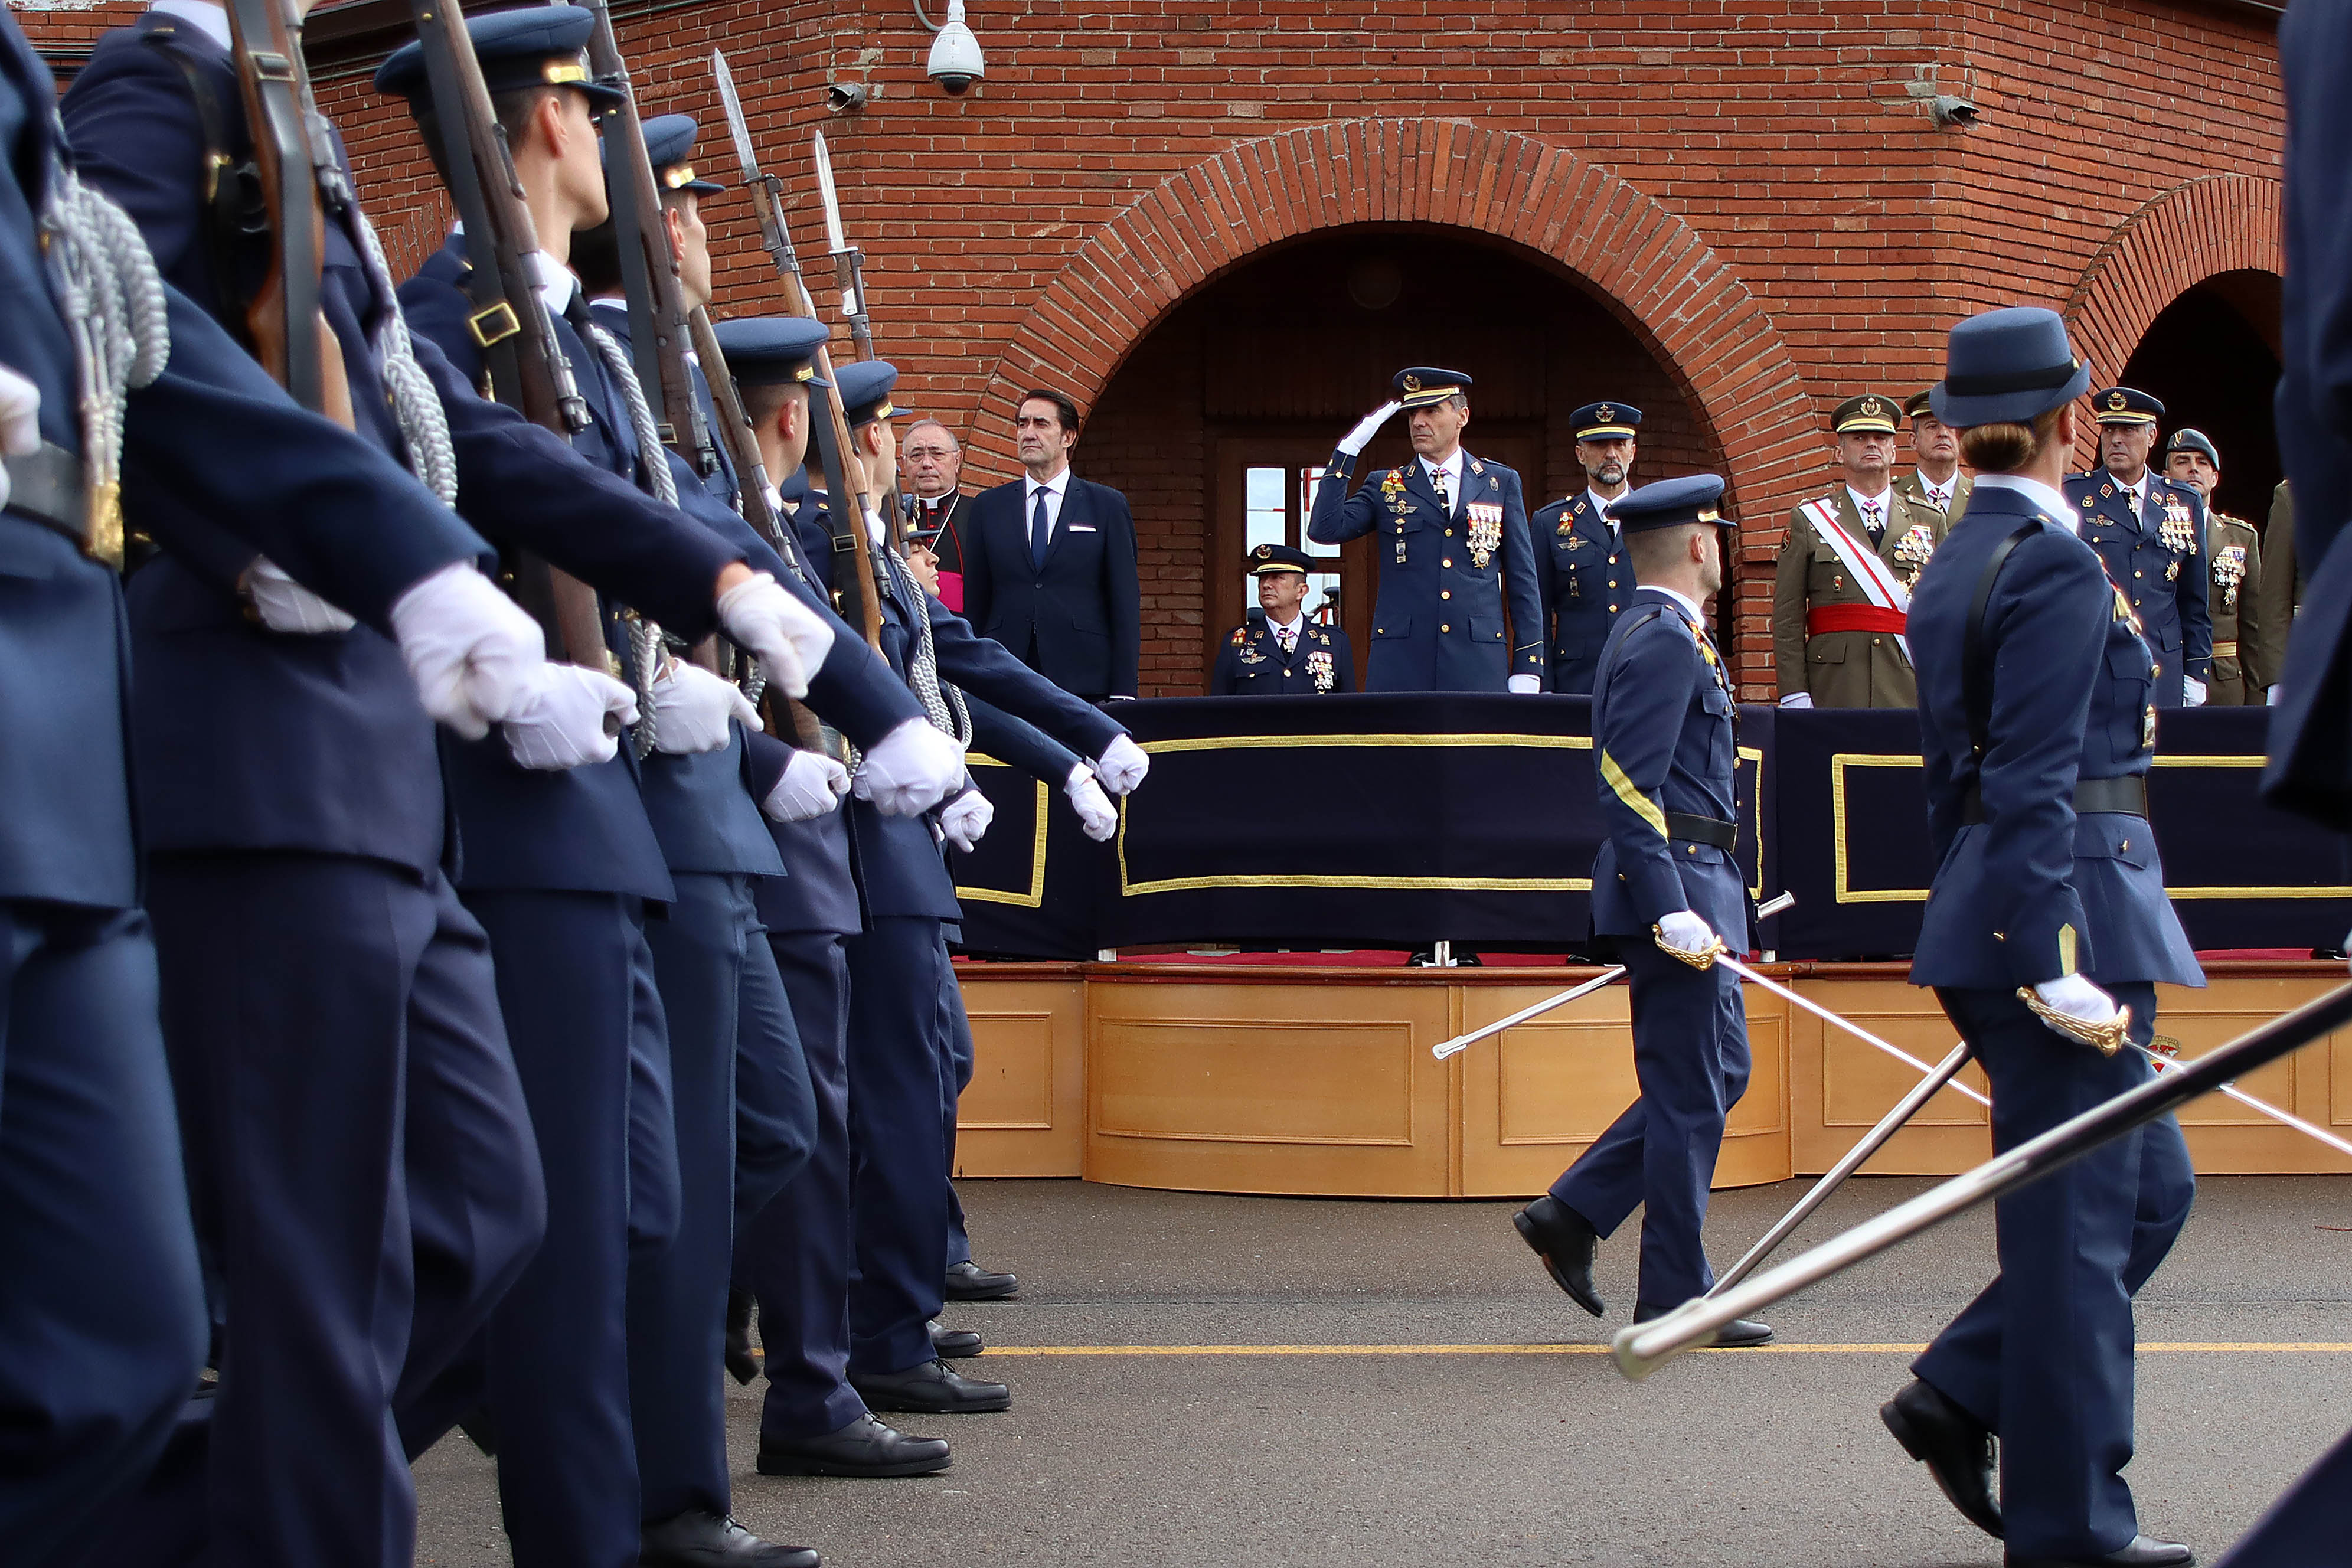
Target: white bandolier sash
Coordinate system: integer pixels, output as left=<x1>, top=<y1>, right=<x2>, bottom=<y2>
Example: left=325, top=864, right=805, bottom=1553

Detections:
left=1799, top=498, right=1912, bottom=665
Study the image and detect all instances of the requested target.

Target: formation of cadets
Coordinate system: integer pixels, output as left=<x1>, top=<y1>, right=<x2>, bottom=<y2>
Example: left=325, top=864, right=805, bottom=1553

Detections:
left=3, top=5, right=1149, bottom=1566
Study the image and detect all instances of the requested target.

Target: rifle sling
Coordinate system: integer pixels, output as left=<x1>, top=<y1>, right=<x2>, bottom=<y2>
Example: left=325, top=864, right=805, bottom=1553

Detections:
left=145, top=27, right=258, bottom=339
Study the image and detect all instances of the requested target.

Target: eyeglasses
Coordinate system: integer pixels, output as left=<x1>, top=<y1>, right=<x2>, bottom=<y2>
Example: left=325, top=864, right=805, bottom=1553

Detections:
left=903, top=446, right=957, bottom=461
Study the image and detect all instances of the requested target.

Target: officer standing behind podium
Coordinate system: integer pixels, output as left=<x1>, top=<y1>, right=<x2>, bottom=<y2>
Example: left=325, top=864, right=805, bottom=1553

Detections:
left=1897, top=387, right=1974, bottom=520
left=1881, top=306, right=2197, bottom=1568
left=1773, top=394, right=1948, bottom=708
left=2065, top=388, right=2211, bottom=707
left=1530, top=401, right=1642, bottom=695
left=1211, top=544, right=1355, bottom=695
left=2161, top=427, right=2272, bottom=704
left=1308, top=367, right=1546, bottom=692
left=1508, top=473, right=1770, bottom=1347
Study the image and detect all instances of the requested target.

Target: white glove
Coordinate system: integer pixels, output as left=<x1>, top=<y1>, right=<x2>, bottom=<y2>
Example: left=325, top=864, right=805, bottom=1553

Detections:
left=2183, top=677, right=2207, bottom=707
left=648, top=662, right=760, bottom=756
left=1779, top=691, right=1814, bottom=709
left=1337, top=400, right=1403, bottom=458
left=2031, top=973, right=2121, bottom=1028
left=941, top=787, right=994, bottom=852
left=763, top=749, right=849, bottom=822
left=1508, top=674, right=1542, bottom=694
left=388, top=562, right=548, bottom=740
left=853, top=717, right=965, bottom=817
left=2269, top=683, right=2283, bottom=707
left=246, top=557, right=358, bottom=635
left=716, top=572, right=832, bottom=702
left=1064, top=762, right=1119, bottom=842
left=0, top=364, right=40, bottom=511
left=499, top=662, right=638, bottom=770
left=1092, top=733, right=1150, bottom=795
left=1657, top=910, right=1717, bottom=952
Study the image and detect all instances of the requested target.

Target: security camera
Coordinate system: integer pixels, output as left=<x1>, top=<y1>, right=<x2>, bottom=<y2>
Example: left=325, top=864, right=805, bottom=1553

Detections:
left=825, top=80, right=869, bottom=113
left=1930, top=95, right=1978, bottom=129
left=926, top=0, right=984, bottom=95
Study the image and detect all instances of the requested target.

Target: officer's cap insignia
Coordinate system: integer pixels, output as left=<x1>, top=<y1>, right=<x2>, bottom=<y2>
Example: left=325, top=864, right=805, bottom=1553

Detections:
left=1861, top=398, right=1884, bottom=418
left=2106, top=391, right=2128, bottom=411
left=1596, top=404, right=1616, bottom=422
left=1402, top=374, right=1422, bottom=393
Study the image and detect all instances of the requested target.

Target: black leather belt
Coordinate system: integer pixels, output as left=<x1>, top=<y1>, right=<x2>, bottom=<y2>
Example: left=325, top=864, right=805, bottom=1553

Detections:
left=1665, top=811, right=1738, bottom=849
left=1961, top=774, right=2147, bottom=825
left=3, top=441, right=87, bottom=544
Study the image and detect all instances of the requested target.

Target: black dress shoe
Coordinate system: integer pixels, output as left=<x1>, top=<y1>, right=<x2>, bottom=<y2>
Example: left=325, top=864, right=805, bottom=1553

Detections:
left=851, top=1358, right=1010, bottom=1414
left=1514, top=1194, right=1603, bottom=1317
left=943, top=1260, right=1018, bottom=1299
left=641, top=1508, right=818, bottom=1568
left=1631, top=1302, right=1773, bottom=1346
left=724, top=1288, right=760, bottom=1386
left=1880, top=1377, right=2002, bottom=1539
left=755, top=1413, right=950, bottom=1478
left=929, top=1319, right=983, bottom=1358
left=2005, top=1537, right=2193, bottom=1567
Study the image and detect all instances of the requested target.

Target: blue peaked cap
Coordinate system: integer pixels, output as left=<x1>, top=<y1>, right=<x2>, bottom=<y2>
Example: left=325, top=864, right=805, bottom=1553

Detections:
left=376, top=6, right=625, bottom=109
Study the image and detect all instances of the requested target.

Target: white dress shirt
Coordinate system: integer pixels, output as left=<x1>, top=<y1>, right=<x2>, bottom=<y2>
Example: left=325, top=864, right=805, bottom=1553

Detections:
left=1651, top=584, right=1706, bottom=628
left=1025, top=466, right=1073, bottom=541
left=153, top=0, right=231, bottom=46
left=1266, top=611, right=1304, bottom=652
left=1586, top=488, right=1625, bottom=537
left=1974, top=473, right=2079, bottom=534
left=1915, top=472, right=1958, bottom=512
left=1420, top=452, right=1464, bottom=513
left=1846, top=484, right=1894, bottom=538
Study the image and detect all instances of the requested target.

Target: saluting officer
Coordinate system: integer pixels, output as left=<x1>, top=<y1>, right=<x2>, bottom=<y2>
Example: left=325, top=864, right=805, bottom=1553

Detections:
left=1530, top=400, right=1642, bottom=695
left=1511, top=473, right=1770, bottom=1348
left=2161, top=427, right=2272, bottom=704
left=1210, top=544, right=1357, bottom=695
left=1308, top=367, right=1546, bottom=692
left=1773, top=393, right=1949, bottom=708
left=1896, top=387, right=1973, bottom=520
left=2064, top=388, right=2212, bottom=707
left=1885, top=306, right=2197, bottom=1568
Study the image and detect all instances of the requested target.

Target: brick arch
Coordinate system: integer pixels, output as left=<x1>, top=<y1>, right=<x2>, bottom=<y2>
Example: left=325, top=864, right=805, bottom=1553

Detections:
left=2064, top=173, right=2284, bottom=385
left=968, top=119, right=1815, bottom=509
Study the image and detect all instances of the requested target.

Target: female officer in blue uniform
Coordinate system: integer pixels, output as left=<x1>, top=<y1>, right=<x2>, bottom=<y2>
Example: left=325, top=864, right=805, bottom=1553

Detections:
left=1881, top=306, right=2199, bottom=1568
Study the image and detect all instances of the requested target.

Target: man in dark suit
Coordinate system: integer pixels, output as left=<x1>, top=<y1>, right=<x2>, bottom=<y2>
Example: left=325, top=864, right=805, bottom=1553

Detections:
left=1210, top=543, right=1357, bottom=695
left=901, top=417, right=975, bottom=612
left=959, top=388, right=1142, bottom=701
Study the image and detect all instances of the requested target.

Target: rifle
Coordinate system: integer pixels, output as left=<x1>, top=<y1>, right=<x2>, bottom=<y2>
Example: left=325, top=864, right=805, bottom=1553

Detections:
left=579, top=0, right=717, bottom=480
left=711, top=48, right=885, bottom=654
left=406, top=0, right=609, bottom=673
left=221, top=0, right=354, bottom=428
left=810, top=128, right=907, bottom=552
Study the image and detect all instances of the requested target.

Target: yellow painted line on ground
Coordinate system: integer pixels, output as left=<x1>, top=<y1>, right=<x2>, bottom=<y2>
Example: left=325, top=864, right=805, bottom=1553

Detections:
left=974, top=1342, right=2352, bottom=1358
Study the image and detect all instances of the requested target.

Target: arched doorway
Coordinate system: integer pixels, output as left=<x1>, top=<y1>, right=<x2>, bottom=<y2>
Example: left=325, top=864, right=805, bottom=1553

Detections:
left=1079, top=226, right=1723, bottom=693
left=2118, top=270, right=2282, bottom=522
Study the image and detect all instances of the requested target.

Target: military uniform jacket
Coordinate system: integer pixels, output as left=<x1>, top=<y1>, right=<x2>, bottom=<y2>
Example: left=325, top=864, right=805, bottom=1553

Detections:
left=1589, top=588, right=1750, bottom=949
left=1306, top=449, right=1546, bottom=692
left=1772, top=488, right=1947, bottom=708
left=0, top=17, right=504, bottom=907
left=1529, top=490, right=1637, bottom=695
left=2206, top=511, right=2268, bottom=705
left=1895, top=469, right=1973, bottom=523
left=2063, top=469, right=2212, bottom=707
left=1208, top=616, right=1354, bottom=695
left=1906, top=484, right=2200, bottom=991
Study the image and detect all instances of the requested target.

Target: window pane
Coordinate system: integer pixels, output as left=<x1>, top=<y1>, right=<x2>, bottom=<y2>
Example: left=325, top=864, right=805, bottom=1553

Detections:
left=1299, top=467, right=1340, bottom=556
left=1246, top=466, right=1285, bottom=512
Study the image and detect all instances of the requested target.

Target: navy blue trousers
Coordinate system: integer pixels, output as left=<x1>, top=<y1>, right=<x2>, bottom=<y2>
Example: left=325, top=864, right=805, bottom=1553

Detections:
left=146, top=855, right=543, bottom=1568
left=744, top=930, right=867, bottom=1438
left=941, top=970, right=974, bottom=1271
left=630, top=872, right=811, bottom=1523
left=0, top=900, right=205, bottom=1568
left=1912, top=982, right=2194, bottom=1561
left=1549, top=942, right=1751, bottom=1312
left=735, top=904, right=817, bottom=1238
left=468, top=890, right=673, bottom=1568
left=847, top=917, right=955, bottom=1379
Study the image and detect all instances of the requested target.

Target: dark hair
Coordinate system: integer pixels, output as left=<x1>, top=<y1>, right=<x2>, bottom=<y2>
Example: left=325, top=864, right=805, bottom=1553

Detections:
left=1625, top=522, right=1697, bottom=580
left=742, top=377, right=807, bottom=431
left=411, top=83, right=560, bottom=193
left=1958, top=404, right=2066, bottom=474
left=1017, top=387, right=1080, bottom=434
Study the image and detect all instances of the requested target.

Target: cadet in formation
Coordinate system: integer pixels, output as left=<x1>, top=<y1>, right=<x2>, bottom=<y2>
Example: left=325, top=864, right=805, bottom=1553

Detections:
left=1530, top=400, right=1642, bottom=695
left=1886, top=306, right=2197, bottom=1568
left=2160, top=427, right=2273, bottom=705
left=1210, top=543, right=1356, bottom=695
left=1510, top=473, right=1771, bottom=1347
left=1773, top=393, right=1948, bottom=708
left=1309, top=367, right=1547, bottom=693
left=2064, top=388, right=2212, bottom=708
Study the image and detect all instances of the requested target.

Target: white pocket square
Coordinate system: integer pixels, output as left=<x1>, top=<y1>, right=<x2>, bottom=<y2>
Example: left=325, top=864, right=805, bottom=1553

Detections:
left=1067, top=524, right=1097, bottom=533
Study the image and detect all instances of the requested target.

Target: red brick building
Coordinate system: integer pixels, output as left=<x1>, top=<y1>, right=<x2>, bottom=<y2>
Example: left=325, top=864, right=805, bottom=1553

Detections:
left=24, top=0, right=2287, bottom=697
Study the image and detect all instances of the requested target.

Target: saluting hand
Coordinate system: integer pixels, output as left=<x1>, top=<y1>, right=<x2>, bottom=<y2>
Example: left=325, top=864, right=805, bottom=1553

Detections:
left=1337, top=400, right=1404, bottom=458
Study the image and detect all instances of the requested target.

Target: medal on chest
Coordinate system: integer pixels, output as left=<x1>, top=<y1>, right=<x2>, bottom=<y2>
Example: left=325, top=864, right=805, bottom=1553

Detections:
left=2212, top=544, right=2246, bottom=607
left=1892, top=522, right=1937, bottom=586
left=2159, top=498, right=2197, bottom=566
left=1465, top=501, right=1504, bottom=570
left=1306, top=648, right=1335, bottom=693
left=1380, top=469, right=1409, bottom=564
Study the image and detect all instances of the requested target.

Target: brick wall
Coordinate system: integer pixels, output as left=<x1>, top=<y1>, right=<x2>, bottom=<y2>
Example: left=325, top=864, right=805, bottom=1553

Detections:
left=18, top=0, right=2285, bottom=697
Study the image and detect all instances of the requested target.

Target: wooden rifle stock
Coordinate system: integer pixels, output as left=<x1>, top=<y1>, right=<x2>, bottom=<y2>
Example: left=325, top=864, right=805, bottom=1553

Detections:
left=406, top=0, right=607, bottom=672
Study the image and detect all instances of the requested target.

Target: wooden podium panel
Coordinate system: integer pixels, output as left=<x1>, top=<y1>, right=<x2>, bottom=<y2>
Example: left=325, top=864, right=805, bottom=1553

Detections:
left=953, top=973, right=1087, bottom=1178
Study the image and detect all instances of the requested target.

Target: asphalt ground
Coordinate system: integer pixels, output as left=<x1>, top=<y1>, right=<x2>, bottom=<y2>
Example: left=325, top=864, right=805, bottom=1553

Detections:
left=415, top=1175, right=2352, bottom=1567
